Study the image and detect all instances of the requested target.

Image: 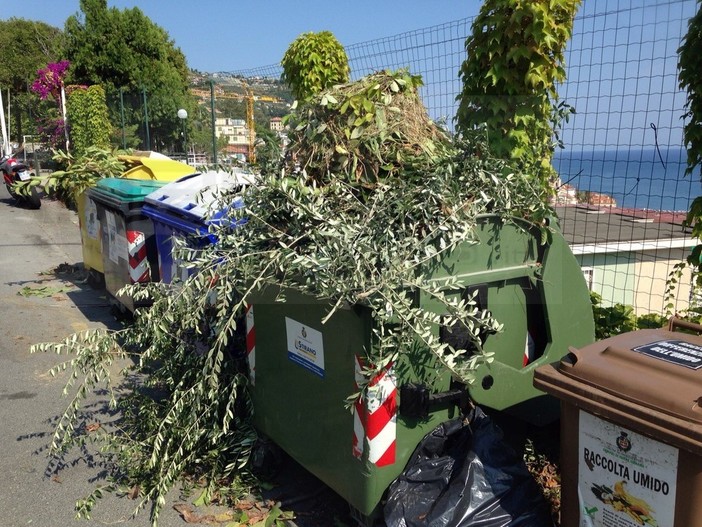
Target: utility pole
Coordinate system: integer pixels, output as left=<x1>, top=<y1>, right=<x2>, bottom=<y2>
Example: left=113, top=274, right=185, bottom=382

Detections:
left=142, top=87, right=150, bottom=151
left=210, top=80, right=217, bottom=165
left=120, top=88, right=126, bottom=149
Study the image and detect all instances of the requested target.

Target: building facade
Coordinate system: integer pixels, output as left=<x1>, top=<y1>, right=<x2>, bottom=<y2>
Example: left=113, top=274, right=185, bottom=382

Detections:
left=556, top=205, right=697, bottom=315
left=270, top=117, right=284, bottom=132
left=215, top=117, right=251, bottom=160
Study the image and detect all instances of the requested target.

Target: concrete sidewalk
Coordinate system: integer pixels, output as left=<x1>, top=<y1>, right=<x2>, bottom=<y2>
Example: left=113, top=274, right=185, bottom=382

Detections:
left=0, top=189, right=354, bottom=527
left=0, top=190, right=192, bottom=527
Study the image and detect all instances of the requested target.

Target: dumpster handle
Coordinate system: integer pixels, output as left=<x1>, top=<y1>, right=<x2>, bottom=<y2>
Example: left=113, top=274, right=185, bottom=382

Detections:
left=667, top=316, right=702, bottom=334
left=173, top=172, right=202, bottom=183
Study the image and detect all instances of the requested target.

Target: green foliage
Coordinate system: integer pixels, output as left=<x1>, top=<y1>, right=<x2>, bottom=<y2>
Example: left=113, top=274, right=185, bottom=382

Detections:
left=178, top=105, right=211, bottom=156
left=281, top=31, right=349, bottom=101
left=216, top=92, right=289, bottom=126
left=201, top=71, right=552, bottom=388
left=64, top=0, right=192, bottom=150
left=662, top=259, right=702, bottom=321
left=456, top=0, right=581, bottom=189
left=32, top=280, right=256, bottom=525
left=284, top=69, right=450, bottom=188
left=66, top=85, right=112, bottom=157
left=590, top=292, right=637, bottom=340
left=0, top=18, right=64, bottom=142
left=636, top=313, right=669, bottom=330
left=589, top=292, right=668, bottom=340
left=40, top=146, right=126, bottom=205
left=253, top=124, right=282, bottom=175
left=679, top=5, right=702, bottom=181
left=675, top=4, right=702, bottom=306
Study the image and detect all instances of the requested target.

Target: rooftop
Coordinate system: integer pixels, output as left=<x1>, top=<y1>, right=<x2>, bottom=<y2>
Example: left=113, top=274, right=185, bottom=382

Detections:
left=554, top=205, right=694, bottom=255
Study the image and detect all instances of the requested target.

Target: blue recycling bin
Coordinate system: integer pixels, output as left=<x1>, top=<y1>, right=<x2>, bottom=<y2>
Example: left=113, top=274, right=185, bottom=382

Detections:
left=143, top=170, right=252, bottom=284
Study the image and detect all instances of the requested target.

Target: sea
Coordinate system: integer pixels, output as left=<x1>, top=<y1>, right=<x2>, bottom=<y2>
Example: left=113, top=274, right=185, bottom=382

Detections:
left=552, top=147, right=702, bottom=212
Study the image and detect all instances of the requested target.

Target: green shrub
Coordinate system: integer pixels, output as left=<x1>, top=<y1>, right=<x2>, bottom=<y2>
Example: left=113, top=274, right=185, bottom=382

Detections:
left=456, top=0, right=581, bottom=190
left=636, top=313, right=669, bottom=329
left=66, top=85, right=112, bottom=157
left=590, top=292, right=669, bottom=340
left=281, top=31, right=349, bottom=101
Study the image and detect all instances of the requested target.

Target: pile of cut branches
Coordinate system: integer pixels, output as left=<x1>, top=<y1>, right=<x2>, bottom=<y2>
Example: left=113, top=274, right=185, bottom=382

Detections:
left=32, top=69, right=553, bottom=525
left=284, top=69, right=452, bottom=187
left=200, top=69, right=553, bottom=386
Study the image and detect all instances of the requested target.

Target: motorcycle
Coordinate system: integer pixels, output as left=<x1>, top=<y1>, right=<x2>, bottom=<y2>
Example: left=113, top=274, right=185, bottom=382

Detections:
left=0, top=153, right=41, bottom=209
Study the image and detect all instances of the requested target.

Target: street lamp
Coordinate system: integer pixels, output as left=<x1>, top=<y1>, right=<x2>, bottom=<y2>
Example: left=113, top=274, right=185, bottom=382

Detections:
left=177, top=108, right=188, bottom=160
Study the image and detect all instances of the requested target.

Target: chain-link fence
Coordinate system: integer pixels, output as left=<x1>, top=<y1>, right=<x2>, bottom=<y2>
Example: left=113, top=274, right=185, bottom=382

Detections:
left=232, top=1, right=699, bottom=315
left=555, top=0, right=699, bottom=316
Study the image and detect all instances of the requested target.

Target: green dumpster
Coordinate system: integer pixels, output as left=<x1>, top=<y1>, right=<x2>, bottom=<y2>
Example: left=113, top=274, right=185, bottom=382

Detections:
left=246, top=215, right=595, bottom=518
left=88, top=178, right=166, bottom=312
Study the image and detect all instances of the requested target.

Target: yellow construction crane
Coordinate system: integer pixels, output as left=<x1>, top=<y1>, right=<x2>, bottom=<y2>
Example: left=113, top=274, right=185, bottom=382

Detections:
left=242, top=81, right=256, bottom=163
left=190, top=86, right=285, bottom=163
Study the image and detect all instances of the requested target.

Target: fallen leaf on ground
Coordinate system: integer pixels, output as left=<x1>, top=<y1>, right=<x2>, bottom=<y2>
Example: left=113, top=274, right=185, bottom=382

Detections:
left=40, top=262, right=83, bottom=276
left=173, top=503, right=223, bottom=525
left=174, top=503, right=203, bottom=524
left=128, top=485, right=140, bottom=500
left=237, top=500, right=270, bottom=525
left=214, top=512, right=235, bottom=522
left=85, top=423, right=101, bottom=433
left=17, top=285, right=72, bottom=297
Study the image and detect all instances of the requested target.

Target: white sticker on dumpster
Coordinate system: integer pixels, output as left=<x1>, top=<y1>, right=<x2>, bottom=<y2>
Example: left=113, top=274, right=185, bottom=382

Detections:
left=285, top=317, right=325, bottom=378
left=86, top=198, right=99, bottom=240
left=105, top=211, right=119, bottom=264
left=578, top=411, right=678, bottom=527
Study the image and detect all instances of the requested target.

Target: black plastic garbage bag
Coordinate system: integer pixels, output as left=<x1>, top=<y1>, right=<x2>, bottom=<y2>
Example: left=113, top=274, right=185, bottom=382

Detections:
left=384, top=406, right=553, bottom=527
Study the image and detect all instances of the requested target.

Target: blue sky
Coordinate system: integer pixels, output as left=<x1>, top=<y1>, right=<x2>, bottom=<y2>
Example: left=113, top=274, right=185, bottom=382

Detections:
left=4, top=1, right=694, bottom=151
left=4, top=1, right=483, bottom=72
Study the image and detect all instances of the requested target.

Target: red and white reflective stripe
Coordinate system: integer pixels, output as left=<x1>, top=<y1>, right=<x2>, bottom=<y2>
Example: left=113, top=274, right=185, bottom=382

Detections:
left=127, top=230, right=149, bottom=283
left=523, top=330, right=536, bottom=367
left=245, top=305, right=256, bottom=384
left=352, top=356, right=397, bottom=467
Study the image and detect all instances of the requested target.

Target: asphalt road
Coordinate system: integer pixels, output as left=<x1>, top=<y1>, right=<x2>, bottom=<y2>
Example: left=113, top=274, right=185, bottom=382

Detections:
left=0, top=187, right=191, bottom=527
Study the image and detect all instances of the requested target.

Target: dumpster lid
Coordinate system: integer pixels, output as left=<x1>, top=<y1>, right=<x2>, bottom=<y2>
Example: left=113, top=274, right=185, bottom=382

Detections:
left=144, top=169, right=254, bottom=219
left=95, top=178, right=166, bottom=202
left=118, top=155, right=196, bottom=182
left=557, top=327, right=702, bottom=425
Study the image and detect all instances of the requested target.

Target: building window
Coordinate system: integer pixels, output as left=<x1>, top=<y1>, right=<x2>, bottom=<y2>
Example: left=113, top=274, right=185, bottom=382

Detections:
left=582, top=267, right=594, bottom=291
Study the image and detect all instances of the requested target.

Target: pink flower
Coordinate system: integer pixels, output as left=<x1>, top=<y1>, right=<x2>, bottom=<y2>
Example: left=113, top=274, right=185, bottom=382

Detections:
left=31, top=60, right=70, bottom=101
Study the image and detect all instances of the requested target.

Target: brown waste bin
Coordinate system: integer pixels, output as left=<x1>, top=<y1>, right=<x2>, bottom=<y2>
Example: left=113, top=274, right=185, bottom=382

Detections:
left=534, top=317, right=702, bottom=527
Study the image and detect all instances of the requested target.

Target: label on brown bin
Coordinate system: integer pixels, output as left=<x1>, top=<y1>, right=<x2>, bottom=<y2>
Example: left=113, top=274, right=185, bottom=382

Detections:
left=578, top=411, right=678, bottom=527
left=632, top=339, right=702, bottom=370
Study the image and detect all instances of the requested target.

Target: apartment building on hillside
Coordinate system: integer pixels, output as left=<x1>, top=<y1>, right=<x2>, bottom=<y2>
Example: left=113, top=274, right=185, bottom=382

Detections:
left=270, top=117, right=284, bottom=132
left=215, top=117, right=251, bottom=160
left=215, top=116, right=289, bottom=161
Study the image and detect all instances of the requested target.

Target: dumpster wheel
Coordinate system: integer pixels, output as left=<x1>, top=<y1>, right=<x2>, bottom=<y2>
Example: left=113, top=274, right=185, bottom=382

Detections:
left=86, top=269, right=105, bottom=289
left=109, top=296, right=132, bottom=321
